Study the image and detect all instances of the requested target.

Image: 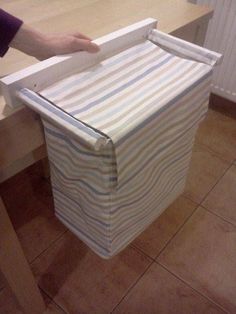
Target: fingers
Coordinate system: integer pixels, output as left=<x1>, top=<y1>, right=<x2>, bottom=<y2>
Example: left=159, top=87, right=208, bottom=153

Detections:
left=72, top=38, right=100, bottom=53
left=70, top=32, right=92, bottom=41
left=70, top=32, right=100, bottom=53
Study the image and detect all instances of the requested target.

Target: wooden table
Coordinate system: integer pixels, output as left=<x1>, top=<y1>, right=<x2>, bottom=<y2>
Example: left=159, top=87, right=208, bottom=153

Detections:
left=0, top=1, right=213, bottom=313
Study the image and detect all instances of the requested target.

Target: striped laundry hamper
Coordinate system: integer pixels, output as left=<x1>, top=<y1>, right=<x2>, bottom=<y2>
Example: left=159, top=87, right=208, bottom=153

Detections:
left=17, top=24, right=221, bottom=258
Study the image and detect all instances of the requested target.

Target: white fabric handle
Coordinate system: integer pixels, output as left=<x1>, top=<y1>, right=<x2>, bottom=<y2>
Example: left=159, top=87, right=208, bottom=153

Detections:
left=148, top=29, right=222, bottom=67
left=18, top=88, right=110, bottom=151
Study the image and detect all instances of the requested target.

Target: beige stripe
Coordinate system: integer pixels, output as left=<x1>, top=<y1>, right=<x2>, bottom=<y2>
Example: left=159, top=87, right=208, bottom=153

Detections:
left=106, top=65, right=209, bottom=140
left=115, top=78, right=210, bottom=156
left=77, top=57, right=182, bottom=122
left=59, top=48, right=164, bottom=107
left=94, top=60, right=198, bottom=130
left=116, top=84, right=209, bottom=179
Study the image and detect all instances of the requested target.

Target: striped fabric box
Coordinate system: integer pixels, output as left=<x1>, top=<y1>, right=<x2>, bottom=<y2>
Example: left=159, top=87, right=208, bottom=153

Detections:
left=20, top=29, right=221, bottom=258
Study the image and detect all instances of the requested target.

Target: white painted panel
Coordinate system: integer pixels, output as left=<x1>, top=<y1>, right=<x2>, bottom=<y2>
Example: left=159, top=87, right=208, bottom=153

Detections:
left=192, top=0, right=236, bottom=101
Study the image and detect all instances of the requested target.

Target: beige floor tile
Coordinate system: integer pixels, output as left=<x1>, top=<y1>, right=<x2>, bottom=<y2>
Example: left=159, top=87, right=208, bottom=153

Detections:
left=196, top=109, right=236, bottom=163
left=203, top=165, right=236, bottom=226
left=113, top=263, right=224, bottom=314
left=0, top=286, right=65, bottom=314
left=158, top=207, right=236, bottom=313
left=132, top=196, right=197, bottom=259
left=184, top=144, right=229, bottom=203
left=31, top=232, right=151, bottom=314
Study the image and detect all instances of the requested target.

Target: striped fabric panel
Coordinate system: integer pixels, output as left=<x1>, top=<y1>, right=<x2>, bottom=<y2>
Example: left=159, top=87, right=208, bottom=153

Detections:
left=52, top=123, right=193, bottom=257
left=35, top=36, right=216, bottom=258
left=44, top=116, right=199, bottom=257
left=40, top=39, right=212, bottom=187
left=43, top=119, right=117, bottom=192
left=52, top=134, right=191, bottom=258
left=114, top=76, right=211, bottom=181
left=55, top=175, right=186, bottom=258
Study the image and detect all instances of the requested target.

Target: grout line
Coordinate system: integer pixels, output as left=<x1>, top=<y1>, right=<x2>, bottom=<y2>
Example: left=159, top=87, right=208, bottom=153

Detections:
left=153, top=160, right=234, bottom=261
left=30, top=229, right=68, bottom=265
left=39, top=287, right=67, bottom=314
left=199, top=161, right=234, bottom=206
left=183, top=159, right=233, bottom=212
left=194, top=140, right=233, bottom=165
left=155, top=261, right=229, bottom=314
left=132, top=193, right=200, bottom=261
left=154, top=201, right=199, bottom=260
left=201, top=204, right=236, bottom=228
left=110, top=261, right=154, bottom=313
left=130, top=244, right=155, bottom=262
left=182, top=193, right=200, bottom=204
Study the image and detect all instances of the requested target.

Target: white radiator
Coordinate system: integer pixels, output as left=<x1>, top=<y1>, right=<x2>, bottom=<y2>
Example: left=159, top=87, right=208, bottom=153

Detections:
left=193, top=0, right=236, bottom=102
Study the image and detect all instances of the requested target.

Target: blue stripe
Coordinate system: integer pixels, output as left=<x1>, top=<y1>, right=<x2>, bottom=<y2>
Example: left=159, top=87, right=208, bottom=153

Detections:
left=53, top=187, right=110, bottom=227
left=46, top=41, right=157, bottom=98
left=113, top=147, right=191, bottom=213
left=56, top=211, right=110, bottom=254
left=48, top=145, right=117, bottom=182
left=117, top=91, right=209, bottom=166
left=44, top=126, right=112, bottom=159
left=52, top=162, right=111, bottom=196
left=71, top=54, right=174, bottom=115
left=89, top=59, right=189, bottom=124
left=116, top=70, right=212, bottom=146
left=21, top=89, right=102, bottom=140
left=117, top=110, right=205, bottom=190
left=112, top=173, right=186, bottom=243
left=64, top=50, right=166, bottom=113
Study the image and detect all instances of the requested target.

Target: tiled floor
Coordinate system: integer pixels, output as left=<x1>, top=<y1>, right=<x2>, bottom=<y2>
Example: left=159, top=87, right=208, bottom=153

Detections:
left=0, top=108, right=235, bottom=314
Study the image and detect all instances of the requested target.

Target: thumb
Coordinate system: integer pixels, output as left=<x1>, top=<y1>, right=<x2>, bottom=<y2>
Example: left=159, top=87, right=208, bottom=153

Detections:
left=74, top=38, right=100, bottom=53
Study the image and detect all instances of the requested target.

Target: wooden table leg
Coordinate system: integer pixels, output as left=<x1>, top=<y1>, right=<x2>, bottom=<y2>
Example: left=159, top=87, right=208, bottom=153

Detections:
left=0, top=197, right=46, bottom=314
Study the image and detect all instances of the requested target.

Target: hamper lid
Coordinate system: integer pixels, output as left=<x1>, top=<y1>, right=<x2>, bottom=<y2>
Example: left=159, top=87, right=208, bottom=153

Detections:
left=39, top=39, right=212, bottom=146
left=18, top=33, right=221, bottom=190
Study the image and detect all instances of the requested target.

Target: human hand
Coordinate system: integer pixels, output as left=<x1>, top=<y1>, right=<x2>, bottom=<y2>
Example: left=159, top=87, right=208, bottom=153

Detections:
left=10, top=24, right=100, bottom=60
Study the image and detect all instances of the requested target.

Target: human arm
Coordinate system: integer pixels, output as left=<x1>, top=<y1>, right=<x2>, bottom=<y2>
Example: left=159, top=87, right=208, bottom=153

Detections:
left=9, top=24, right=100, bottom=60
left=0, top=8, right=23, bottom=57
left=0, top=8, right=99, bottom=60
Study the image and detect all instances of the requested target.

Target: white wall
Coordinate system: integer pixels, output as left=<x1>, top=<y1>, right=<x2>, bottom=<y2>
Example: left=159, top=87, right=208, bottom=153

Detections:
left=189, top=0, right=236, bottom=102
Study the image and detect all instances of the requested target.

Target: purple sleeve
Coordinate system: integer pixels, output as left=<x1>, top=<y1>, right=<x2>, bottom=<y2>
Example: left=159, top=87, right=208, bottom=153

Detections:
left=0, top=9, right=23, bottom=57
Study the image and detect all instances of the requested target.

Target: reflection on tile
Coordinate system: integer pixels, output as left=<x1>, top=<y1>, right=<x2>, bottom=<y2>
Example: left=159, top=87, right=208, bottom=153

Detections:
left=0, top=288, right=22, bottom=314
left=0, top=272, right=5, bottom=290
left=184, top=144, right=229, bottom=203
left=196, top=109, right=236, bottom=163
left=132, top=196, right=197, bottom=259
left=0, top=286, right=64, bottom=314
left=114, top=263, right=224, bottom=314
left=31, top=232, right=151, bottom=314
left=158, top=207, right=236, bottom=313
left=0, top=162, right=54, bottom=230
left=203, top=165, right=236, bottom=226
left=17, top=216, right=66, bottom=263
left=0, top=162, right=66, bottom=263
